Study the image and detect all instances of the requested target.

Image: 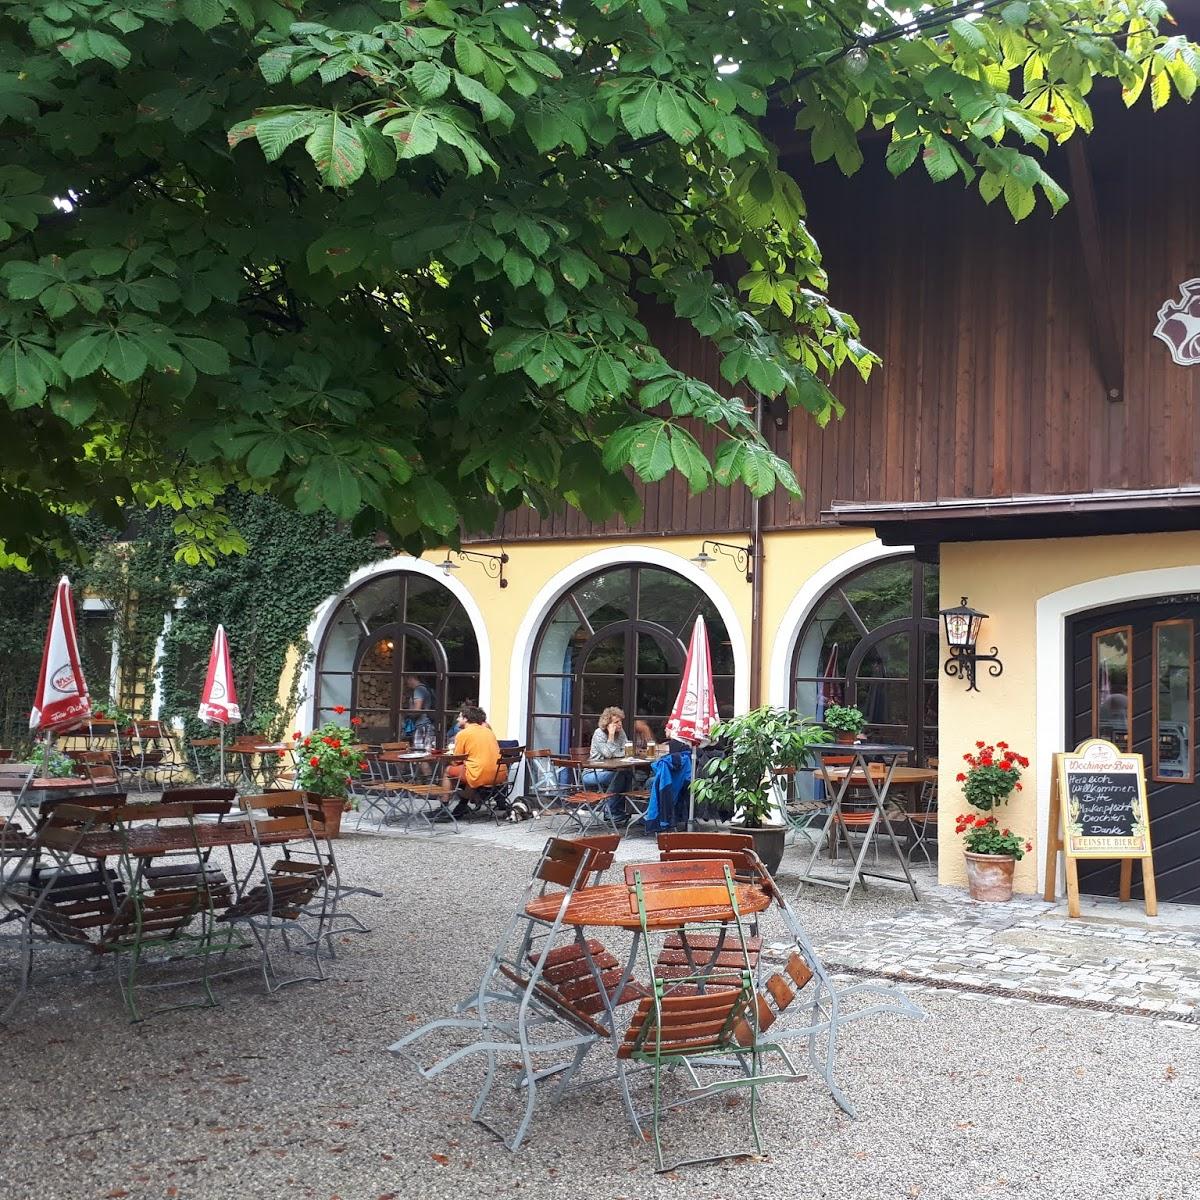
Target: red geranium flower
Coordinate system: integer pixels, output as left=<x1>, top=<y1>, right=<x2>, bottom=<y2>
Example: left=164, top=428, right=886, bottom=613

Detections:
left=975, top=816, right=988, bottom=827
left=975, top=741, right=985, bottom=748
left=332, top=705, right=347, bottom=714
left=956, top=772, right=966, bottom=782
left=330, top=738, right=341, bottom=748
left=309, top=756, right=320, bottom=767
left=276, top=749, right=286, bottom=759
left=292, top=731, right=301, bottom=740
left=358, top=760, right=368, bottom=770
left=350, top=717, right=363, bottom=727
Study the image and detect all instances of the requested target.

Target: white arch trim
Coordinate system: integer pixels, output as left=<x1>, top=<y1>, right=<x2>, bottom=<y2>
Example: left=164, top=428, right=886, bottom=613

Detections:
left=767, top=538, right=914, bottom=707
left=508, top=545, right=749, bottom=742
left=1034, top=564, right=1200, bottom=888
left=299, top=555, right=492, bottom=731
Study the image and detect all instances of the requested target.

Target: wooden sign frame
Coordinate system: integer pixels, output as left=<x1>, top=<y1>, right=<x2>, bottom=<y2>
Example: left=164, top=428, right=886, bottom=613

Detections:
left=1043, top=738, right=1157, bottom=918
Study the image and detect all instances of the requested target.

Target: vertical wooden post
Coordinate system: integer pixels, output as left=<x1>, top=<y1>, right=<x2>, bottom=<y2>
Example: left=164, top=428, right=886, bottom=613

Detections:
left=1043, top=755, right=1062, bottom=902
left=1142, top=858, right=1158, bottom=917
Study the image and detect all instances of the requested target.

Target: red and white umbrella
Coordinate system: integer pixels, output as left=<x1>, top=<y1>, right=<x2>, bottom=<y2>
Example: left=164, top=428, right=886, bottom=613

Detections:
left=198, top=625, right=240, bottom=724
left=198, top=625, right=240, bottom=780
left=666, top=615, right=719, bottom=744
left=30, top=576, right=91, bottom=734
left=667, top=616, right=719, bottom=830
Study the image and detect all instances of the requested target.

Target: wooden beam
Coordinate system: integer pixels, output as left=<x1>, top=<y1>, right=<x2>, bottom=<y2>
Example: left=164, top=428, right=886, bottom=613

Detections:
left=1066, top=138, right=1124, bottom=402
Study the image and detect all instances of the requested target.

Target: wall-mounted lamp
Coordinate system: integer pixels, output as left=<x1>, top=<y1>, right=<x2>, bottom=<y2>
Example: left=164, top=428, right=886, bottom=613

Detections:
left=438, top=548, right=509, bottom=589
left=940, top=596, right=1003, bottom=692
left=691, top=539, right=754, bottom=583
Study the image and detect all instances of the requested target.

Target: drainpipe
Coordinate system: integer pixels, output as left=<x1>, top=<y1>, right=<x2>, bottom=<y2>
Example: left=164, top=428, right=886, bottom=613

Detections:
left=748, top=393, right=766, bottom=711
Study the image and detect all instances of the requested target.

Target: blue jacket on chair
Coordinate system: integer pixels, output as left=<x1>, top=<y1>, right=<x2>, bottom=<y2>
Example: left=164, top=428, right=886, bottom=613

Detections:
left=645, top=753, right=692, bottom=830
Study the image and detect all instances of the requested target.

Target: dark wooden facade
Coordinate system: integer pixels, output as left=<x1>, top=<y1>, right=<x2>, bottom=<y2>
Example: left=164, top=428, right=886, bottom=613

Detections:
left=479, top=83, right=1200, bottom=544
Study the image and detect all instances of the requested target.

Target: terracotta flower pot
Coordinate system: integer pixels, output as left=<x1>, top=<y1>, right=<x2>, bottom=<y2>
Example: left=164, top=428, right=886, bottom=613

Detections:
left=963, top=851, right=1016, bottom=902
left=317, top=797, right=347, bottom=839
left=835, top=730, right=857, bottom=745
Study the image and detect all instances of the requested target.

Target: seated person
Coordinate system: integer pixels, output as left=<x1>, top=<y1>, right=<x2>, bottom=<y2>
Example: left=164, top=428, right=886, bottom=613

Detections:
left=585, top=706, right=632, bottom=818
left=446, top=705, right=506, bottom=816
left=632, top=719, right=656, bottom=754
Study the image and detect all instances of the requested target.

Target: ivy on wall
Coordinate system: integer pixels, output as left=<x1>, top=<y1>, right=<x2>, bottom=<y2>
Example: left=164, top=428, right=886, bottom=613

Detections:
left=158, top=494, right=389, bottom=741
left=0, top=495, right=389, bottom=750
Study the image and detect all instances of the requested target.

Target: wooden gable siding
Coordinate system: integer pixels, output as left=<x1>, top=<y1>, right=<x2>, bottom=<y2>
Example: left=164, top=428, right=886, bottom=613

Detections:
left=475, top=93, right=1200, bottom=543
left=766, top=93, right=1200, bottom=528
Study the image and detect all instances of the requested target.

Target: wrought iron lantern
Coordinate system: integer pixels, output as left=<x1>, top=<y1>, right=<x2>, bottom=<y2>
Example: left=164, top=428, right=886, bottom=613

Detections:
left=439, top=549, right=508, bottom=588
left=939, top=596, right=1002, bottom=692
left=690, top=539, right=754, bottom=583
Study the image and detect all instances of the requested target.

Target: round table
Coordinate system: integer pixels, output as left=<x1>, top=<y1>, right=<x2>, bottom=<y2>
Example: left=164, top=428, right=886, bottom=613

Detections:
left=525, top=880, right=771, bottom=930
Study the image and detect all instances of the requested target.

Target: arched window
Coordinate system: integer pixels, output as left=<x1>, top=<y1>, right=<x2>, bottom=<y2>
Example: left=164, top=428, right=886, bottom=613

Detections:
left=315, top=571, right=479, bottom=743
left=529, top=565, right=735, bottom=752
left=790, top=556, right=940, bottom=763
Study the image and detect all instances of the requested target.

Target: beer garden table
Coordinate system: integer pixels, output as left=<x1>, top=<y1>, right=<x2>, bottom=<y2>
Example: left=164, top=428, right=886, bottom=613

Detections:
left=796, top=743, right=921, bottom=907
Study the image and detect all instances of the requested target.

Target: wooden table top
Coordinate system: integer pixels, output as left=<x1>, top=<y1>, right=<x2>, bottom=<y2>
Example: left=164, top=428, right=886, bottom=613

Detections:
left=525, top=881, right=771, bottom=930
left=581, top=757, right=655, bottom=769
left=823, top=766, right=937, bottom=785
left=38, top=820, right=302, bottom=859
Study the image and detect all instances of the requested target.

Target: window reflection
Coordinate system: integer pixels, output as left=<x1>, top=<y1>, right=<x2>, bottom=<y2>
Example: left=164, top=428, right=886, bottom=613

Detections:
left=1154, top=620, right=1192, bottom=781
left=529, top=566, right=734, bottom=752
left=1093, top=626, right=1131, bottom=752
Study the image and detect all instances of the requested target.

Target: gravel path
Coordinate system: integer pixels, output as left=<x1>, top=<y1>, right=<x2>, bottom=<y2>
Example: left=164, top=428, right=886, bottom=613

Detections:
left=2, top=830, right=1198, bottom=1200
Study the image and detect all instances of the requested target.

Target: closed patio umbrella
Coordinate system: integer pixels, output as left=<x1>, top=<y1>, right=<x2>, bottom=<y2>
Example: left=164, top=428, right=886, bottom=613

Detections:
left=29, top=576, right=92, bottom=763
left=666, top=615, right=719, bottom=830
left=198, top=625, right=241, bottom=779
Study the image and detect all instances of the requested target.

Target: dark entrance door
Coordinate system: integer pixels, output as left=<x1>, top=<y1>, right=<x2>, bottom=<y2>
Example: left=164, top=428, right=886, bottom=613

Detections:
left=1069, top=599, right=1200, bottom=904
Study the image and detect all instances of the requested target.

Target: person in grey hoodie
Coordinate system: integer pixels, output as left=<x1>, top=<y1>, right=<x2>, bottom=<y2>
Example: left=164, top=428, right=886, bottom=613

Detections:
left=585, top=705, right=632, bottom=818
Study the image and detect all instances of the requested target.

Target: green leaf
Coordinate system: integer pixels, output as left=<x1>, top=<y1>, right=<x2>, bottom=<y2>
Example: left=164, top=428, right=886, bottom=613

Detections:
left=308, top=456, right=361, bottom=518
left=181, top=0, right=225, bottom=31
left=305, top=114, right=366, bottom=187
left=411, top=60, right=451, bottom=100
left=248, top=109, right=322, bottom=161
left=669, top=427, right=711, bottom=492
left=454, top=71, right=514, bottom=127
left=503, top=249, right=534, bottom=288
left=921, top=136, right=958, bottom=183
left=629, top=421, right=673, bottom=482
left=620, top=84, right=662, bottom=138
left=656, top=87, right=699, bottom=144
left=1003, top=176, right=1036, bottom=220
left=384, top=111, right=439, bottom=158
left=176, top=337, right=230, bottom=375
left=103, top=335, right=148, bottom=383
left=948, top=18, right=987, bottom=56
left=409, top=474, right=457, bottom=530
left=60, top=333, right=107, bottom=379
left=246, top=433, right=288, bottom=479
left=49, top=390, right=97, bottom=425
left=454, top=35, right=485, bottom=76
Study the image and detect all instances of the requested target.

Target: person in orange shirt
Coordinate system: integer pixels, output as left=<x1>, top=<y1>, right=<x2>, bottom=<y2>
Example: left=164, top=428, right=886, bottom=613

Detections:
left=446, top=705, right=506, bottom=817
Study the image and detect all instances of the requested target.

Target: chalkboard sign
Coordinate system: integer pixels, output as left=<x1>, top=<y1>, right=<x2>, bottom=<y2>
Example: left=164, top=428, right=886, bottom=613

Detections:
left=1061, top=740, right=1150, bottom=858
left=1043, top=739, right=1157, bottom=918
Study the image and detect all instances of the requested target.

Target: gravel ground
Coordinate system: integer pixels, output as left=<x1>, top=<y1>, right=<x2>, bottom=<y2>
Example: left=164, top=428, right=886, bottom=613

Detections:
left=2, top=829, right=1199, bottom=1200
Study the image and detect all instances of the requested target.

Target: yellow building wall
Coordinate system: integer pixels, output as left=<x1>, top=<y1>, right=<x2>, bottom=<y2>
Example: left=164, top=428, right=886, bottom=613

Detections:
left=286, top=526, right=877, bottom=742
left=939, top=530, right=1200, bottom=894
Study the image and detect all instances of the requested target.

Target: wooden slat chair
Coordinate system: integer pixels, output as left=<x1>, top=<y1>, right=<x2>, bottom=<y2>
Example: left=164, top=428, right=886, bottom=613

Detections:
left=637, top=850, right=764, bottom=984
left=476, top=744, right=525, bottom=822
left=769, top=765, right=828, bottom=849
left=551, top=756, right=620, bottom=836
left=391, top=837, right=620, bottom=1151
left=143, top=787, right=236, bottom=892
left=5, top=799, right=232, bottom=1021
left=63, top=749, right=121, bottom=792
left=126, top=720, right=185, bottom=791
left=391, top=753, right=468, bottom=833
left=620, top=861, right=771, bottom=1172
left=904, top=775, right=938, bottom=866
left=216, top=792, right=328, bottom=992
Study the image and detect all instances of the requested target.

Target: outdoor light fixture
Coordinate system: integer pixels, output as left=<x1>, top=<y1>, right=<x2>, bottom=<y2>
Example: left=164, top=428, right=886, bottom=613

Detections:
left=440, top=548, right=509, bottom=588
left=691, top=539, right=754, bottom=583
left=940, top=596, right=1003, bottom=692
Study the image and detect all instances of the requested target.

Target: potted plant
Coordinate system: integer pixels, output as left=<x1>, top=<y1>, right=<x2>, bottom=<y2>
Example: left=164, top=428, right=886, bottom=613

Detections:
left=30, top=743, right=77, bottom=779
left=294, top=721, right=367, bottom=838
left=955, top=741, right=1029, bottom=810
left=690, top=706, right=827, bottom=874
left=822, top=703, right=866, bottom=745
left=954, top=741, right=1032, bottom=901
left=955, top=813, right=1032, bottom=902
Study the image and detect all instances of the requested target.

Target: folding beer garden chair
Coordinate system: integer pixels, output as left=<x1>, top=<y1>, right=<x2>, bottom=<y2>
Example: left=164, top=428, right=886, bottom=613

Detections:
left=3, top=798, right=234, bottom=1022
left=551, top=756, right=621, bottom=836
left=391, top=837, right=644, bottom=1151
left=618, top=859, right=807, bottom=1172
left=216, top=792, right=330, bottom=992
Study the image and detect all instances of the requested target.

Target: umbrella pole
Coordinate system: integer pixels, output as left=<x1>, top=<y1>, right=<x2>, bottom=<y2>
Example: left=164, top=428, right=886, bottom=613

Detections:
left=218, top=724, right=224, bottom=784
left=687, top=743, right=696, bottom=832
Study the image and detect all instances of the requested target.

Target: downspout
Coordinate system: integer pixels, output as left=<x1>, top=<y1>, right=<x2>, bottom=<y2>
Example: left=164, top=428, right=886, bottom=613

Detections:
left=749, top=393, right=766, bottom=711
